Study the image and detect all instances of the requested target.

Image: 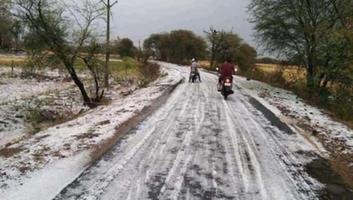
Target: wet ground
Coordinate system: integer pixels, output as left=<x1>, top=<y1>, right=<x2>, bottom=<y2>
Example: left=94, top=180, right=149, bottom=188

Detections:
left=54, top=65, right=353, bottom=200
left=305, top=158, right=353, bottom=200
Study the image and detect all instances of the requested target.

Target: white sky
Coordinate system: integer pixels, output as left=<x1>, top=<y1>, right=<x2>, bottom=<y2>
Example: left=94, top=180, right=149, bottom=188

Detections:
left=109, top=0, right=256, bottom=48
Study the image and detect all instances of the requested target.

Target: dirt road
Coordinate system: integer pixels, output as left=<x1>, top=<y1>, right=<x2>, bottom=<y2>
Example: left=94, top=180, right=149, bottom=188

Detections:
left=54, top=64, right=324, bottom=200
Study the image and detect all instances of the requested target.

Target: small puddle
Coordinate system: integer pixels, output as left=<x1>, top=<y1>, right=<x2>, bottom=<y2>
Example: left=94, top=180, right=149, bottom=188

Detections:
left=305, top=158, right=353, bottom=200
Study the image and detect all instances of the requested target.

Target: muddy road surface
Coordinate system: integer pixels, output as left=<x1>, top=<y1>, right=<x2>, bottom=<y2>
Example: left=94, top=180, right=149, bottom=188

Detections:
left=55, top=64, right=332, bottom=200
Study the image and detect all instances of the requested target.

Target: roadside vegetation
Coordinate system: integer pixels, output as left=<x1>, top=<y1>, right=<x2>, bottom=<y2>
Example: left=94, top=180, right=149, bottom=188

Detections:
left=243, top=63, right=353, bottom=123
left=248, top=0, right=353, bottom=125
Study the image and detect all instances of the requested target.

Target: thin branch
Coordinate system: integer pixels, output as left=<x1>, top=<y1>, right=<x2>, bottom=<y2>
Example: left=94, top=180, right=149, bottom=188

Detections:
left=110, top=0, right=119, bottom=8
left=100, top=0, right=108, bottom=7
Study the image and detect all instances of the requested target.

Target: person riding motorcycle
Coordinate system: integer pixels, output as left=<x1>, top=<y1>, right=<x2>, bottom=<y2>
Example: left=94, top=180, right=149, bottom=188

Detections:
left=189, top=58, right=201, bottom=82
left=218, top=57, right=236, bottom=91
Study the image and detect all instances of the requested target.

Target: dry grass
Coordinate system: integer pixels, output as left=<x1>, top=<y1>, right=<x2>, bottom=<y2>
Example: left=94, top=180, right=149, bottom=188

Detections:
left=199, top=60, right=306, bottom=84
left=256, top=63, right=306, bottom=82
left=0, top=54, right=121, bottom=68
left=199, top=60, right=211, bottom=69
left=0, top=55, right=27, bottom=66
left=331, top=153, right=353, bottom=190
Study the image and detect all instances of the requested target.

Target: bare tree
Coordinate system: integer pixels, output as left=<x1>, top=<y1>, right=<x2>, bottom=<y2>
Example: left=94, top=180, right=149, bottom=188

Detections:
left=100, top=0, right=118, bottom=88
left=15, top=0, right=105, bottom=108
left=78, top=40, right=105, bottom=103
left=204, top=27, right=221, bottom=69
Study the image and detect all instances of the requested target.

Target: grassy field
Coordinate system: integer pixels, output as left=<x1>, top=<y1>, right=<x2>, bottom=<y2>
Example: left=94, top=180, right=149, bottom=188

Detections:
left=0, top=54, right=121, bottom=68
left=0, top=55, right=27, bottom=66
left=0, top=55, right=158, bottom=88
left=255, top=63, right=306, bottom=84
left=199, top=60, right=306, bottom=83
left=0, top=55, right=126, bottom=70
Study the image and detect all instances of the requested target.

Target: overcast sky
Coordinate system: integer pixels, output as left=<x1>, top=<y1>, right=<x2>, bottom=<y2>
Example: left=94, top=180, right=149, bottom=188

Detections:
left=110, top=0, right=256, bottom=48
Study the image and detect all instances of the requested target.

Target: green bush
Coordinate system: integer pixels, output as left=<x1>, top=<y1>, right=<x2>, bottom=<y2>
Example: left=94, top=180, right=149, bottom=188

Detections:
left=333, top=89, right=353, bottom=120
left=138, top=63, right=160, bottom=88
left=25, top=108, right=48, bottom=134
left=110, top=57, right=159, bottom=87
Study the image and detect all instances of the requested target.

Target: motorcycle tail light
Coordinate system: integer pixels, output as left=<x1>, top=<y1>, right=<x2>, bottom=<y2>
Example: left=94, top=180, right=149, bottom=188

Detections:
left=226, top=79, right=231, bottom=83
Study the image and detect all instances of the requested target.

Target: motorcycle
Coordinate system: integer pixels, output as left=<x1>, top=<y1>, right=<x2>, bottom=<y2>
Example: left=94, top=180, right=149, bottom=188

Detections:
left=189, top=72, right=198, bottom=83
left=220, top=76, right=234, bottom=99
left=216, top=67, right=235, bottom=100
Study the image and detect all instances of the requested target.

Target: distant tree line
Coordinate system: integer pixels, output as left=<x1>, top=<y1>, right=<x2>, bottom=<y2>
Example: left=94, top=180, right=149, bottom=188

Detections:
left=143, top=29, right=257, bottom=71
left=256, top=57, right=300, bottom=66
left=80, top=37, right=137, bottom=58
left=256, top=57, right=281, bottom=65
left=143, top=30, right=207, bottom=65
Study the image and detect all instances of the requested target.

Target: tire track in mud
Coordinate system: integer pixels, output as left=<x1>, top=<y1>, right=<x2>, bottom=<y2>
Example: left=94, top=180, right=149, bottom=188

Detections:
left=55, top=66, right=323, bottom=200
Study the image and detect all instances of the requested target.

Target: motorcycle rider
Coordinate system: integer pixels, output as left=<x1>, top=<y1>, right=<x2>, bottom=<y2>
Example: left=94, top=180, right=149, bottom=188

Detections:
left=189, top=58, right=201, bottom=82
left=218, top=57, right=236, bottom=91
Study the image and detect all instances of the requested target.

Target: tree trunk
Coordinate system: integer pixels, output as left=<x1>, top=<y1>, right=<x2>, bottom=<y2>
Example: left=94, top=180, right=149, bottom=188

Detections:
left=306, top=46, right=316, bottom=89
left=306, top=62, right=315, bottom=89
left=0, top=35, right=3, bottom=48
left=210, top=51, right=215, bottom=69
left=210, top=41, right=215, bottom=68
left=61, top=57, right=93, bottom=107
left=70, top=70, right=92, bottom=106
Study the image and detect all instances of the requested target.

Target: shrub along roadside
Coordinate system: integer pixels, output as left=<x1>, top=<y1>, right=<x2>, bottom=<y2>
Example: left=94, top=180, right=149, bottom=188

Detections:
left=110, top=57, right=160, bottom=88
left=239, top=67, right=353, bottom=127
left=0, top=56, right=159, bottom=86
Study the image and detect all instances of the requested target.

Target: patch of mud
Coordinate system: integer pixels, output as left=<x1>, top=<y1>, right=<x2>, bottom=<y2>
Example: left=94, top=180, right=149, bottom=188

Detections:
left=305, top=157, right=353, bottom=200
left=249, top=97, right=294, bottom=135
left=73, top=132, right=100, bottom=140
left=295, top=116, right=353, bottom=193
left=0, top=146, right=24, bottom=158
